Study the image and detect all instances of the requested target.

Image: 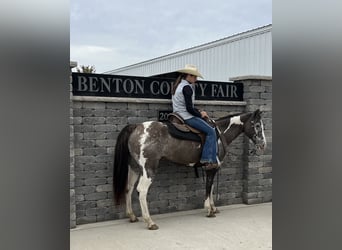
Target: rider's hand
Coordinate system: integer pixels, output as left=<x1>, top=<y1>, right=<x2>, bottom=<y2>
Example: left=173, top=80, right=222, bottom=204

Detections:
left=200, top=111, right=209, bottom=119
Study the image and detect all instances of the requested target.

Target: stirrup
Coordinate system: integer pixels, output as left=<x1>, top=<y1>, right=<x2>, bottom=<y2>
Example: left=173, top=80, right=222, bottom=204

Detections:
left=202, top=162, right=219, bottom=170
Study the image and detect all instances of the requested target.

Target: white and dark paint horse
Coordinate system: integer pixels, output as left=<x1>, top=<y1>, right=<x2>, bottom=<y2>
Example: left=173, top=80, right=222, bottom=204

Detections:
left=113, top=109, right=266, bottom=230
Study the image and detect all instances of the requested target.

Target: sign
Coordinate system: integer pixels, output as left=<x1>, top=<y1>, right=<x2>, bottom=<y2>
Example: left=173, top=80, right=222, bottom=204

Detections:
left=158, top=110, right=173, bottom=122
left=72, top=72, right=243, bottom=101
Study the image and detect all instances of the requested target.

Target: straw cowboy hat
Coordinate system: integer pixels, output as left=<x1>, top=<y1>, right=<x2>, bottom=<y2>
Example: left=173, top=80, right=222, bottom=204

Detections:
left=177, top=64, right=203, bottom=78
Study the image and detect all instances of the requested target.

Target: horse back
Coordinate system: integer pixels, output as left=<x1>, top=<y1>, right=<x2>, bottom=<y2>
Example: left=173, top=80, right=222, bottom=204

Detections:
left=128, top=121, right=201, bottom=165
left=127, top=121, right=168, bottom=159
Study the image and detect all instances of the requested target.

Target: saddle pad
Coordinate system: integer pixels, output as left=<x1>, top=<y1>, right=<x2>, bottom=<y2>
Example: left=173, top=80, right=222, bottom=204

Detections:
left=165, top=121, right=201, bottom=143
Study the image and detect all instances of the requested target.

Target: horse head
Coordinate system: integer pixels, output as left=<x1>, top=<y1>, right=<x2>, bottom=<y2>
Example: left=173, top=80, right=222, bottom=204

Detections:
left=242, top=109, right=267, bottom=152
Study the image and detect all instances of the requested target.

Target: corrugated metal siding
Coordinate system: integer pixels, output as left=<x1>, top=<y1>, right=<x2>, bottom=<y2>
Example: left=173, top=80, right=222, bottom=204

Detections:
left=106, top=25, right=272, bottom=81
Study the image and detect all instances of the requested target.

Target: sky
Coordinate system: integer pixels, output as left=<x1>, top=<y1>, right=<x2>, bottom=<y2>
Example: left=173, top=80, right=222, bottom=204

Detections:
left=70, top=0, right=272, bottom=73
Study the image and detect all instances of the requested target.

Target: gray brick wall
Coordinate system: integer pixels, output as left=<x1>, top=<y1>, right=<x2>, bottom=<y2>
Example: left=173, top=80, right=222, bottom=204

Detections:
left=240, top=77, right=272, bottom=204
left=70, top=62, right=77, bottom=228
left=70, top=97, right=76, bottom=228
left=70, top=76, right=272, bottom=226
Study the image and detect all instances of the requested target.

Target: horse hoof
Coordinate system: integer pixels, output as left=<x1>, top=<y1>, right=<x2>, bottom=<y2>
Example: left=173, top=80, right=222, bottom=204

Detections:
left=214, top=209, right=220, bottom=214
left=130, top=217, right=139, bottom=223
left=207, top=212, right=216, bottom=218
left=148, top=224, right=159, bottom=230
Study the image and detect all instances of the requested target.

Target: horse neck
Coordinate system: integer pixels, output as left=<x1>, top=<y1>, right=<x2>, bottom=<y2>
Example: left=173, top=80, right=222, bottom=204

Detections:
left=215, top=117, right=244, bottom=145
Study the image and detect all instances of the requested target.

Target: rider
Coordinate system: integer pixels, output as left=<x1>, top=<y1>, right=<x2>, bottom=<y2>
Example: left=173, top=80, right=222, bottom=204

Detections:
left=171, top=64, right=218, bottom=170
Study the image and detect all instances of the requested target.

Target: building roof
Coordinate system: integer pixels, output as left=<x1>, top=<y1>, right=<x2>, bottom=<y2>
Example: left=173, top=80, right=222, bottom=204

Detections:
left=105, top=24, right=272, bottom=81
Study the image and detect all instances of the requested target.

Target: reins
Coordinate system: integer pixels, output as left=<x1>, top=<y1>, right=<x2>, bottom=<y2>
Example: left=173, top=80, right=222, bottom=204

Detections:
left=209, top=118, right=225, bottom=202
left=210, top=118, right=229, bottom=157
left=215, top=168, right=220, bottom=202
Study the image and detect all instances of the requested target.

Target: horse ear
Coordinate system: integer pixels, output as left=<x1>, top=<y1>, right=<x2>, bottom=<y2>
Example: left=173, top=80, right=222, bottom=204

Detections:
left=254, top=109, right=262, bottom=118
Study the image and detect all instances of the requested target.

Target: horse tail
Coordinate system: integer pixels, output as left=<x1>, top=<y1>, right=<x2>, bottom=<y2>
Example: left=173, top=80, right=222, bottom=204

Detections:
left=113, top=124, right=137, bottom=205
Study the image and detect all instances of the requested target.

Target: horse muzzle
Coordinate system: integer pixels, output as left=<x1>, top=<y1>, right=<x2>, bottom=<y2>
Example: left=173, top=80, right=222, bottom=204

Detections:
left=256, top=141, right=266, bottom=151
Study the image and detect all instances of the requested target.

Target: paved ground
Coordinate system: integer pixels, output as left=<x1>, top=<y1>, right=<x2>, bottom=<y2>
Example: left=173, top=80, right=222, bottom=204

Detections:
left=70, top=202, right=272, bottom=250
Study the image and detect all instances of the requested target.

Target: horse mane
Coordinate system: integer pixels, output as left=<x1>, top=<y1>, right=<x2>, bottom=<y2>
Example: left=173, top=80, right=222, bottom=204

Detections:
left=215, top=112, right=246, bottom=121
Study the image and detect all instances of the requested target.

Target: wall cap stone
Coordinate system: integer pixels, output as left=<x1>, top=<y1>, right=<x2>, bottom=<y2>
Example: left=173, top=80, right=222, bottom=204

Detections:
left=229, top=75, right=272, bottom=81
left=72, top=96, right=246, bottom=106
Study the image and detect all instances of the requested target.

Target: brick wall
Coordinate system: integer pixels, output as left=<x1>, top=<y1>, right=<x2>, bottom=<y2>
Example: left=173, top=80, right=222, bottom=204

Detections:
left=232, top=76, right=272, bottom=204
left=70, top=75, right=272, bottom=226
left=70, top=62, right=77, bottom=228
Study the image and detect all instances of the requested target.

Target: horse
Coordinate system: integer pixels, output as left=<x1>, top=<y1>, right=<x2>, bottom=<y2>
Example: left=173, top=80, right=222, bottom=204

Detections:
left=113, top=109, right=266, bottom=230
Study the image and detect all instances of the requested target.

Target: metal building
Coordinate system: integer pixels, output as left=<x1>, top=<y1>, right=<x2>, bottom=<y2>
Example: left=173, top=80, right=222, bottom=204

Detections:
left=105, top=24, right=272, bottom=82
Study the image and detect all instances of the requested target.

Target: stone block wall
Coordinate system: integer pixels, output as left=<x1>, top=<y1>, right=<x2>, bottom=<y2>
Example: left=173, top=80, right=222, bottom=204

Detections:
left=70, top=62, right=77, bottom=228
left=71, top=99, right=250, bottom=225
left=233, top=76, right=272, bottom=204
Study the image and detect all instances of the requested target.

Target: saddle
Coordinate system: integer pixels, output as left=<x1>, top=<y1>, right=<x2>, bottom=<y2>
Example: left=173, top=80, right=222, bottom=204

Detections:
left=167, top=113, right=220, bottom=176
left=167, top=113, right=201, bottom=133
left=167, top=113, right=206, bottom=144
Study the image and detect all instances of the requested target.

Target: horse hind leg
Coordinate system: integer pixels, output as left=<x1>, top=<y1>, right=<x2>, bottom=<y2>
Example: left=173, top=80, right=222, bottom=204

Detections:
left=136, top=168, right=158, bottom=230
left=126, top=166, right=139, bottom=222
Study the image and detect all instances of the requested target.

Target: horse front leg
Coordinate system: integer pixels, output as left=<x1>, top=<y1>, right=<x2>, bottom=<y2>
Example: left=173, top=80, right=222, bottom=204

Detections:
left=136, top=172, right=158, bottom=230
left=209, top=184, right=220, bottom=214
left=204, top=169, right=218, bottom=217
left=126, top=166, right=139, bottom=222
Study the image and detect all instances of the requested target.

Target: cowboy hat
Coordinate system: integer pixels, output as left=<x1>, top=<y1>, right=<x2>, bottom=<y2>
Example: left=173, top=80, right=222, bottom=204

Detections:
left=177, top=64, right=203, bottom=78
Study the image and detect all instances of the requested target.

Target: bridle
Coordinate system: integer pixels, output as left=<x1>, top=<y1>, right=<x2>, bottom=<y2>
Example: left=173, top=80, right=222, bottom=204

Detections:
left=250, top=119, right=266, bottom=152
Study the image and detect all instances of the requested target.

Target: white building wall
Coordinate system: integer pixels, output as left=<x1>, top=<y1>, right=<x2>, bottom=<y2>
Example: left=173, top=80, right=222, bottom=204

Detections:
left=106, top=25, right=272, bottom=82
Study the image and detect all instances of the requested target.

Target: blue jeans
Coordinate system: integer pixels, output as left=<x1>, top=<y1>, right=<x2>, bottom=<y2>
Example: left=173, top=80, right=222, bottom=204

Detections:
left=184, top=117, right=217, bottom=163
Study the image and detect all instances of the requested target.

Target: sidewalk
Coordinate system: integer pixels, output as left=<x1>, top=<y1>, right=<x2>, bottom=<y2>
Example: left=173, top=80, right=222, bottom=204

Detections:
left=70, top=202, right=272, bottom=250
